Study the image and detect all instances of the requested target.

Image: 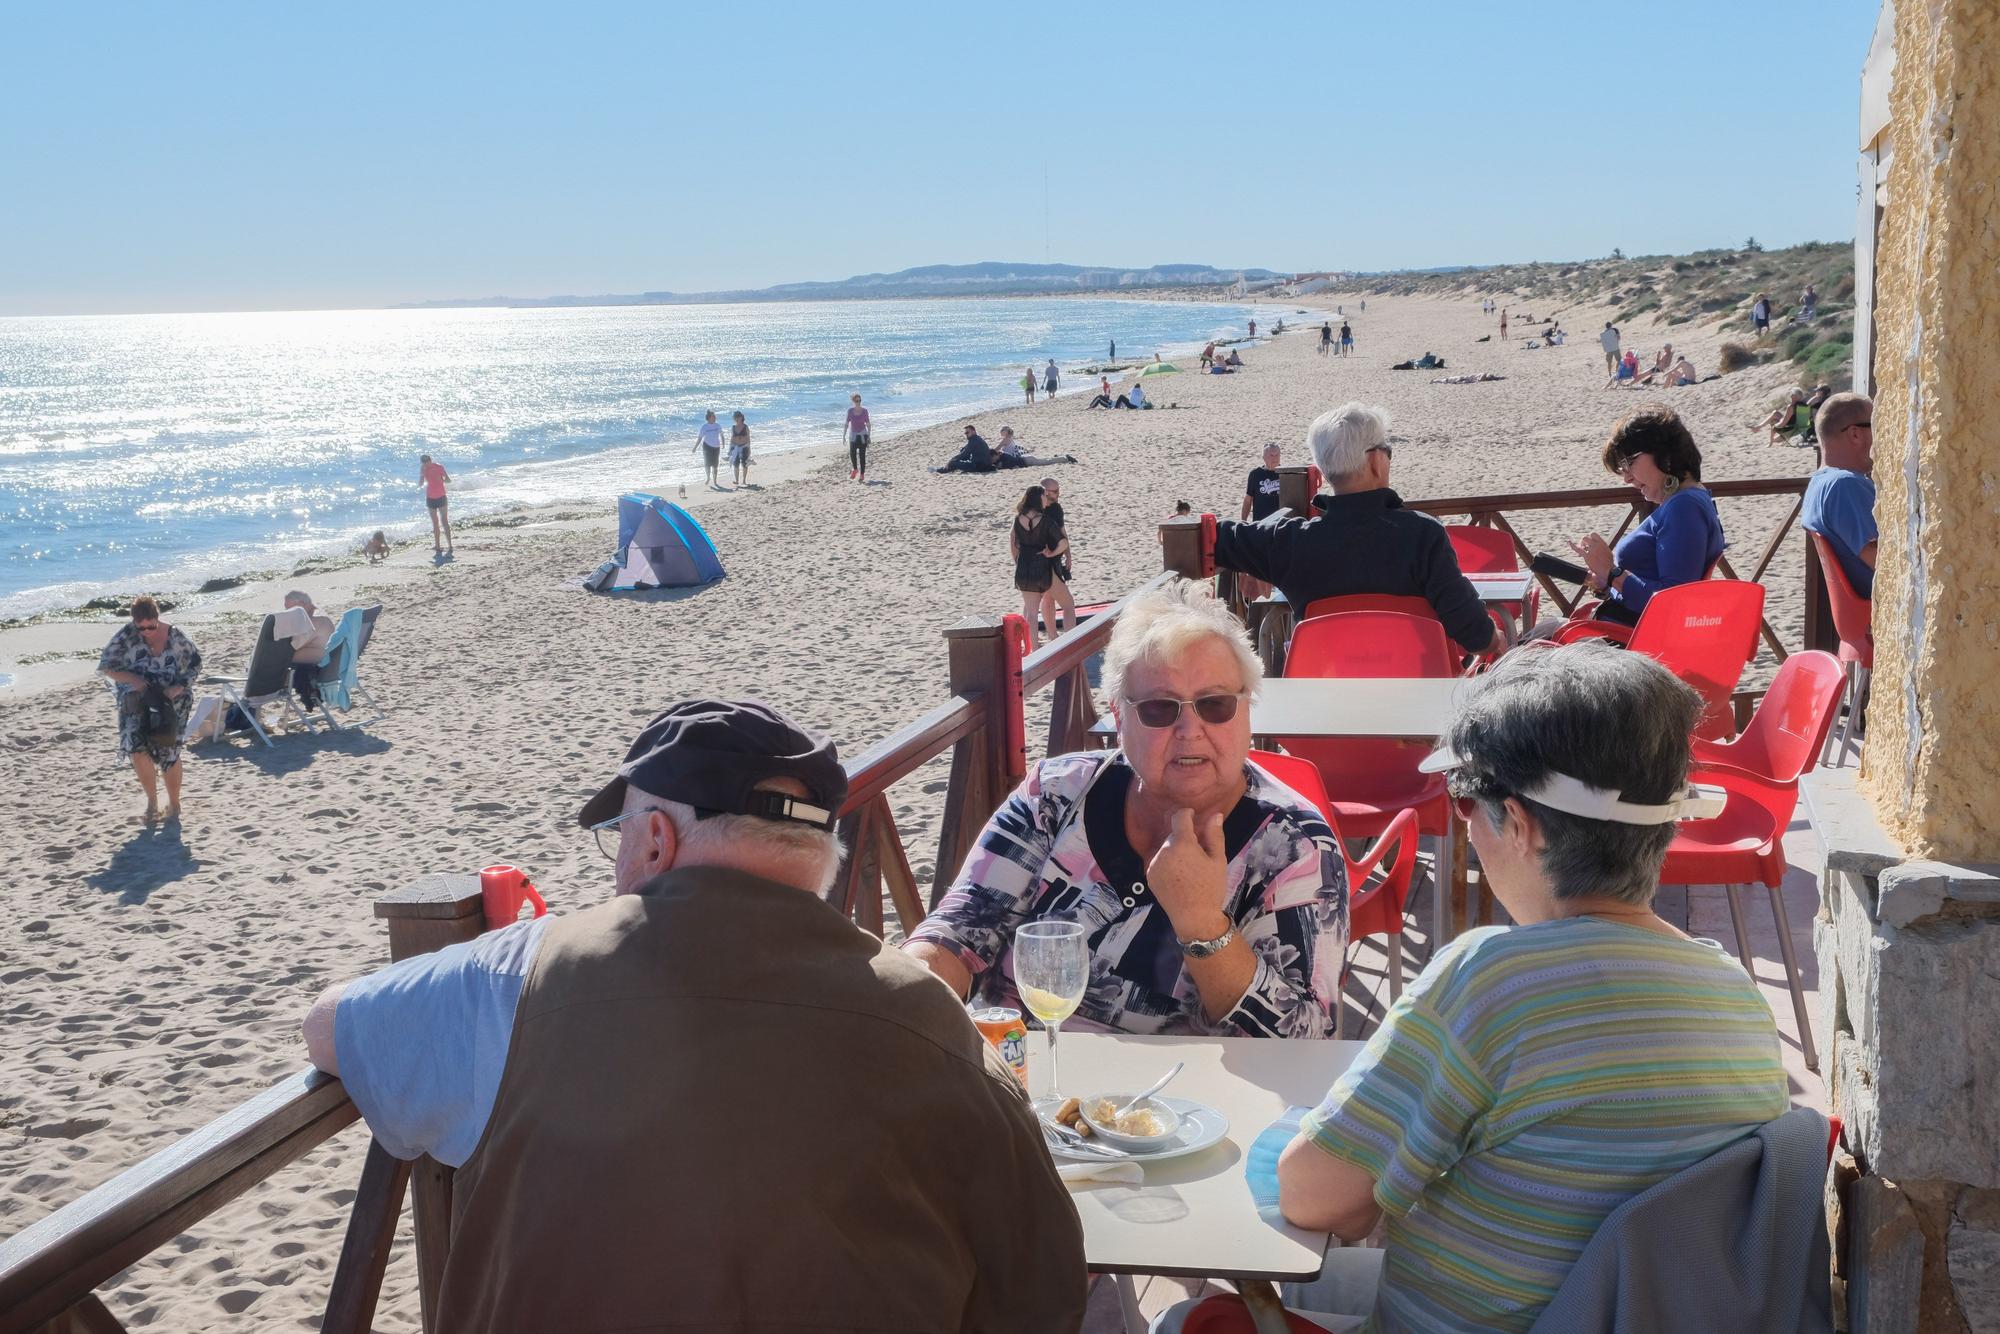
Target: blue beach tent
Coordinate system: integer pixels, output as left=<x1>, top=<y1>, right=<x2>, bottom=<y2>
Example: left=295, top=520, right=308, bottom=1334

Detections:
left=591, top=493, right=725, bottom=591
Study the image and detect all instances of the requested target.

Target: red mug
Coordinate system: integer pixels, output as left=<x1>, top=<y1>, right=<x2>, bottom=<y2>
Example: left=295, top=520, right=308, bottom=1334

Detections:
left=480, top=864, right=548, bottom=930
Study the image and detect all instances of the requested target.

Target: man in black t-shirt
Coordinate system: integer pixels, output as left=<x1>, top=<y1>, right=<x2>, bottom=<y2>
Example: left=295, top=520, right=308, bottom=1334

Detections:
left=1242, top=444, right=1284, bottom=522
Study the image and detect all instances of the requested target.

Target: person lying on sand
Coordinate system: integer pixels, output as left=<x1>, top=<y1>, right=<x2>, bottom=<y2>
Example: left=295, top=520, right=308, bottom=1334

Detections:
left=992, top=425, right=1075, bottom=469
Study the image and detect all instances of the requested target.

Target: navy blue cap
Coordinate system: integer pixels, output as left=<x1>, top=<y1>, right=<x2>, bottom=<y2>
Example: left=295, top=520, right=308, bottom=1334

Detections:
left=577, top=699, right=846, bottom=830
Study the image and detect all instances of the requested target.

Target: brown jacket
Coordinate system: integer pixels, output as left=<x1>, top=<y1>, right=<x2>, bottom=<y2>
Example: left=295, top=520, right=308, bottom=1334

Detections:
left=439, top=865, right=1086, bottom=1333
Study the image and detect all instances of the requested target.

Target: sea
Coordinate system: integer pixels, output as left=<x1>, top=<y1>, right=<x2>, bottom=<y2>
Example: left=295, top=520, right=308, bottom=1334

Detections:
left=0, top=296, right=1258, bottom=621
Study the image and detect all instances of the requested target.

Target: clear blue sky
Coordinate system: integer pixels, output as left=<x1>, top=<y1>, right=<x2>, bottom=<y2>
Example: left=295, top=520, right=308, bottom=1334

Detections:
left=0, top=1, right=1881, bottom=315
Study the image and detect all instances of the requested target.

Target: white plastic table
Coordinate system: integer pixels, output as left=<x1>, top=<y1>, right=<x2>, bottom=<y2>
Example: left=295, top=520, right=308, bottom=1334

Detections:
left=1044, top=1032, right=1365, bottom=1329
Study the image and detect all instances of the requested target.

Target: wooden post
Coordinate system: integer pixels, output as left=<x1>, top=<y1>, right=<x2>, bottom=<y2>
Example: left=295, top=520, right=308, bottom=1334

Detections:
left=373, top=873, right=484, bottom=1334
left=1159, top=518, right=1207, bottom=580
left=1276, top=465, right=1317, bottom=518
left=933, top=618, right=1014, bottom=907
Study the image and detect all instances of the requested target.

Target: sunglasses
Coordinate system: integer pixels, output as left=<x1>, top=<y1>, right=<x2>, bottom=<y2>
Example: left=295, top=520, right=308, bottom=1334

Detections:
left=1367, top=444, right=1393, bottom=458
left=1128, top=693, right=1244, bottom=728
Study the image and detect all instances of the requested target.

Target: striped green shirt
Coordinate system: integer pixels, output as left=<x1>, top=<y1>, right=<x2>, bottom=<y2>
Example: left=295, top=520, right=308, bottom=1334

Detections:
left=1301, top=918, right=1787, bottom=1333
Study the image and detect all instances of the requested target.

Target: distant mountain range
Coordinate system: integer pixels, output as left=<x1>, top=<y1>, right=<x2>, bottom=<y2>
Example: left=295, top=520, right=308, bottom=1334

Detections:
left=394, top=261, right=1283, bottom=309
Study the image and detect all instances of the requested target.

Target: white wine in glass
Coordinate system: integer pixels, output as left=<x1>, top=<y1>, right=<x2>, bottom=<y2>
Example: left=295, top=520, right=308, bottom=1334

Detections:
left=1013, top=920, right=1088, bottom=1101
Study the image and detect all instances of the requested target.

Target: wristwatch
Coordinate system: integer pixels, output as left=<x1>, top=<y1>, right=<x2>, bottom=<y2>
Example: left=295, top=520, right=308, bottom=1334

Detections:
left=1178, top=923, right=1237, bottom=958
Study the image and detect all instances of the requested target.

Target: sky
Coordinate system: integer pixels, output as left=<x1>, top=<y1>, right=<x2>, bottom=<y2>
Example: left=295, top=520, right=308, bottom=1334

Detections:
left=0, top=0, right=1882, bottom=316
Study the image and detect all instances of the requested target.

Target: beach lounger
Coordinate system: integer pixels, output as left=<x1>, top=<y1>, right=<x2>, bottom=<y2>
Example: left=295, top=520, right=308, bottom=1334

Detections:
left=200, top=614, right=313, bottom=746
left=312, top=606, right=384, bottom=728
left=347, top=603, right=385, bottom=714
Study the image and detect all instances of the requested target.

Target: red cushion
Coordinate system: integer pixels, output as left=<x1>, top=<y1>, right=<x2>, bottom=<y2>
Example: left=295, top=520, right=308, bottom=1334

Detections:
left=1182, top=1295, right=1330, bottom=1334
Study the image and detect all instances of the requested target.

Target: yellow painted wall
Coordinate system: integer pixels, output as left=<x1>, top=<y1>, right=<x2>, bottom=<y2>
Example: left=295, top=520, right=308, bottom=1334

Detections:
left=1864, top=0, right=2000, bottom=860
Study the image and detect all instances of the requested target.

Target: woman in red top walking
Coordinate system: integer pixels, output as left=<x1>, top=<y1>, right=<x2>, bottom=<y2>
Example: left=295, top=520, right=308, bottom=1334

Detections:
left=844, top=394, right=871, bottom=482
left=420, top=454, right=453, bottom=555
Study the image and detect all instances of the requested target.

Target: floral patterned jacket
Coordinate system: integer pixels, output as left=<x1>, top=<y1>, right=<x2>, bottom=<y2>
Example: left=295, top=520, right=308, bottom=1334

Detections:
left=908, top=751, right=1349, bottom=1037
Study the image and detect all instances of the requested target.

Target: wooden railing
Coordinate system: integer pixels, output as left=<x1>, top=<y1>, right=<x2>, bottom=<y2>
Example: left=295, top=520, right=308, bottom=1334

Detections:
left=0, top=574, right=1172, bottom=1334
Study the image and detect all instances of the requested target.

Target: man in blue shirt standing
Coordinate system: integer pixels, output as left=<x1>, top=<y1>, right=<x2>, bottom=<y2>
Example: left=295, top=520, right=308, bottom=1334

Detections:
left=1802, top=393, right=1877, bottom=598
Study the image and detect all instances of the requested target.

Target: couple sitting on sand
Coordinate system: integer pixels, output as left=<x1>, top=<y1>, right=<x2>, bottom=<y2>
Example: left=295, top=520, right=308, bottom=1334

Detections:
left=932, top=424, right=1074, bottom=473
left=303, top=575, right=1805, bottom=1332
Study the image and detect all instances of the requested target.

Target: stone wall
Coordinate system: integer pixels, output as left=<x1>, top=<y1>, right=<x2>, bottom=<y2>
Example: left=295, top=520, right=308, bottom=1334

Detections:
left=1860, top=0, right=2000, bottom=862
left=1811, top=769, right=2000, bottom=1331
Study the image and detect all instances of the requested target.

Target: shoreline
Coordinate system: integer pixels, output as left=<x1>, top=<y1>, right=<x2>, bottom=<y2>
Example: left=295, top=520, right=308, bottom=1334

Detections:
left=0, top=296, right=1266, bottom=643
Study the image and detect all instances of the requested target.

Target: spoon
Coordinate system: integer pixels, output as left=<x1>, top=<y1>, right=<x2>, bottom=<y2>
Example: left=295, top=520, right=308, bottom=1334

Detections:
left=1115, top=1061, right=1185, bottom=1117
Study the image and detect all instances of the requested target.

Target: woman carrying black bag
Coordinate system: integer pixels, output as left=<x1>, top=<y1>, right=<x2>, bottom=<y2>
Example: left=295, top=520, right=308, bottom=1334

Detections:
left=98, top=596, right=202, bottom=823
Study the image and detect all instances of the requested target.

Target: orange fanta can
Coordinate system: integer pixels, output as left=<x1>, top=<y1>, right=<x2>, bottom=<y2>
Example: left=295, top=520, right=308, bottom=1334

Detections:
left=971, top=1007, right=1029, bottom=1088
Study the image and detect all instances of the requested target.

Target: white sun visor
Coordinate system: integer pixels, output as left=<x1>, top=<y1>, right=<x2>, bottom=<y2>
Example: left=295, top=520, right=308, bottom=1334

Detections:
left=1418, top=744, right=1726, bottom=824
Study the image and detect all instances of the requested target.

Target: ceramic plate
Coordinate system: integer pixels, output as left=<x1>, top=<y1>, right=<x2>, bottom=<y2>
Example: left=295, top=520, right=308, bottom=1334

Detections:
left=1040, top=1096, right=1231, bottom=1164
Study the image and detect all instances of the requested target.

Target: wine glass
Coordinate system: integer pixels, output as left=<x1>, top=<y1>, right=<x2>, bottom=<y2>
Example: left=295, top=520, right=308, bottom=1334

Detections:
left=1013, top=919, right=1088, bottom=1103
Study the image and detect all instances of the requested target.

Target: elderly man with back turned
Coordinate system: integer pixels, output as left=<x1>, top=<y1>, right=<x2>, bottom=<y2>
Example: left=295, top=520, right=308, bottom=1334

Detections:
left=1213, top=402, right=1499, bottom=657
left=1803, top=392, right=1877, bottom=599
left=302, top=699, right=1085, bottom=1333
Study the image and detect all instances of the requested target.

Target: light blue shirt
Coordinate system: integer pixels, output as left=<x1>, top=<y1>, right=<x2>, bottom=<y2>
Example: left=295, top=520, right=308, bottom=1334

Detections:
left=334, top=916, right=549, bottom=1166
left=1803, top=467, right=1876, bottom=598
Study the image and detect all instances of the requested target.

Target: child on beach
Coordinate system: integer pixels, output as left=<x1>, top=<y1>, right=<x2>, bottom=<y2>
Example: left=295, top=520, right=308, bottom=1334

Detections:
left=362, top=530, right=389, bottom=564
left=1021, top=368, right=1037, bottom=405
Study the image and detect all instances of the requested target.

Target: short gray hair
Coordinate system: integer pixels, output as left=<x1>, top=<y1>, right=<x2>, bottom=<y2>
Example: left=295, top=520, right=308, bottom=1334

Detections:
left=629, top=783, right=844, bottom=894
left=283, top=589, right=313, bottom=607
left=1816, top=391, right=1871, bottom=442
left=1103, top=578, right=1261, bottom=706
left=1444, top=641, right=1701, bottom=904
left=1307, top=402, right=1390, bottom=481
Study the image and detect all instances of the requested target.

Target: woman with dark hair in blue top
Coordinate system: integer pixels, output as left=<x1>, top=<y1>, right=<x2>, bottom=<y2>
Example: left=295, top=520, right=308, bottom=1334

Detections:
left=1568, top=406, right=1724, bottom=626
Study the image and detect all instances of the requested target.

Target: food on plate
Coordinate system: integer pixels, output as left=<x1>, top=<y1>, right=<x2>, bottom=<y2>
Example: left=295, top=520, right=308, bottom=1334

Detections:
left=1054, top=1097, right=1092, bottom=1136
left=1088, top=1097, right=1168, bottom=1138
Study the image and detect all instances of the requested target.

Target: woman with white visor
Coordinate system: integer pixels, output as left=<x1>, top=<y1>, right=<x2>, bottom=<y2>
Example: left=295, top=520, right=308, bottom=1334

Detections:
left=1155, top=640, right=1789, bottom=1334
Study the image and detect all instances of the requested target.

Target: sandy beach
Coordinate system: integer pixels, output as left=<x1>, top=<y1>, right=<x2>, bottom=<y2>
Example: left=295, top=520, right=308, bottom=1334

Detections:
left=0, top=293, right=1820, bottom=1329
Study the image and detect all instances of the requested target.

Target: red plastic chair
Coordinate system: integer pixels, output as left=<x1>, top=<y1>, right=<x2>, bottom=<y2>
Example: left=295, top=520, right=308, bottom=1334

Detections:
left=1661, top=652, right=1845, bottom=1074
left=1810, top=533, right=1874, bottom=767
left=1298, top=593, right=1440, bottom=624
left=1550, top=556, right=1724, bottom=646
left=1448, top=524, right=1539, bottom=641
left=1691, top=650, right=1845, bottom=779
left=1559, top=580, right=1764, bottom=742
left=1250, top=749, right=1419, bottom=1034
left=1277, top=611, right=1459, bottom=966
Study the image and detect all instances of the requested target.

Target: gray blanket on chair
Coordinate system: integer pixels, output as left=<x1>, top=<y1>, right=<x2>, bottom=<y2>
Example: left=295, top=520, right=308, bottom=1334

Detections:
left=1530, top=1106, right=1833, bottom=1333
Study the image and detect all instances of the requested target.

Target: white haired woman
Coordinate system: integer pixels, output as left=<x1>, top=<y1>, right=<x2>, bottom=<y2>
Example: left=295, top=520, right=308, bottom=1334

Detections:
left=1211, top=401, right=1497, bottom=657
left=904, top=579, right=1348, bottom=1037
left=1152, top=642, right=1791, bottom=1332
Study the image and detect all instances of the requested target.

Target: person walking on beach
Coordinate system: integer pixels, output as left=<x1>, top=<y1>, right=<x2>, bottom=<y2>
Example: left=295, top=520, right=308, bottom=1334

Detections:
left=728, top=411, right=752, bottom=487
left=98, top=595, right=201, bottom=823
left=1319, top=322, right=1332, bottom=356
left=692, top=411, right=725, bottom=489
left=1248, top=318, right=1257, bottom=339
left=844, top=393, right=871, bottom=482
left=1021, top=367, right=1037, bottom=406
left=1043, top=358, right=1059, bottom=399
left=1600, top=322, right=1622, bottom=377
left=303, top=699, right=1086, bottom=1332
left=420, top=454, right=453, bottom=556
left=1499, top=308, right=1508, bottom=341
left=1108, top=338, right=1116, bottom=361
left=1339, top=321, right=1353, bottom=357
